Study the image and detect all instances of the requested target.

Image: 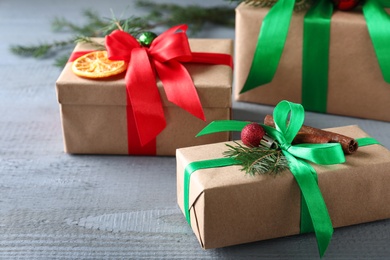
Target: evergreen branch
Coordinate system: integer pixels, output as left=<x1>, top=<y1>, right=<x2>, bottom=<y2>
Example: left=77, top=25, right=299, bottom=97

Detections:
left=100, top=15, right=154, bottom=36
left=54, top=54, right=72, bottom=68
left=83, top=9, right=109, bottom=30
left=10, top=39, right=75, bottom=58
left=10, top=2, right=237, bottom=66
left=136, top=0, right=235, bottom=35
left=52, top=10, right=107, bottom=37
left=10, top=0, right=316, bottom=63
left=224, top=142, right=289, bottom=176
left=74, top=36, right=106, bottom=50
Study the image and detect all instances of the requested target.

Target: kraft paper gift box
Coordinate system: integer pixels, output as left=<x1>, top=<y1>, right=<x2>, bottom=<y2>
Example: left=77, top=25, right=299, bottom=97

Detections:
left=177, top=125, right=390, bottom=251
left=56, top=35, right=233, bottom=155
left=235, top=3, right=390, bottom=122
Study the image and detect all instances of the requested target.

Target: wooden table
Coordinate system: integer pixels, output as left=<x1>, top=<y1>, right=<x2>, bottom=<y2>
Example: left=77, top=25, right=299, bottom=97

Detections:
left=1, top=0, right=390, bottom=258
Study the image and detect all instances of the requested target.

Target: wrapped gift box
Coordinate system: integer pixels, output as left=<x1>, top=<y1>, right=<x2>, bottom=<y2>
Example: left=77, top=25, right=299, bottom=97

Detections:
left=235, top=3, right=390, bottom=122
left=177, top=125, right=390, bottom=249
left=56, top=38, right=233, bottom=155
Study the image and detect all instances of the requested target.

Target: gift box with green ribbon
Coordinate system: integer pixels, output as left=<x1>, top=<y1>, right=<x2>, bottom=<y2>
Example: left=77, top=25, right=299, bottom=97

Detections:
left=176, top=100, right=390, bottom=257
left=235, top=1, right=390, bottom=122
left=56, top=25, right=234, bottom=155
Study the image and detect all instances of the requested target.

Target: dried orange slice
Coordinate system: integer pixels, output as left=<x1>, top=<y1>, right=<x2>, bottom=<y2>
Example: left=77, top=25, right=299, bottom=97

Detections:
left=71, top=51, right=127, bottom=79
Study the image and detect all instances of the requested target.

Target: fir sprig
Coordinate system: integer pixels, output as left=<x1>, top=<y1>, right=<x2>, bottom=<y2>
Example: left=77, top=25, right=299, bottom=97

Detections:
left=224, top=142, right=289, bottom=176
left=51, top=10, right=107, bottom=36
left=10, top=1, right=236, bottom=67
left=10, top=9, right=107, bottom=61
left=10, top=39, right=75, bottom=58
left=74, top=36, right=106, bottom=49
left=137, top=0, right=235, bottom=34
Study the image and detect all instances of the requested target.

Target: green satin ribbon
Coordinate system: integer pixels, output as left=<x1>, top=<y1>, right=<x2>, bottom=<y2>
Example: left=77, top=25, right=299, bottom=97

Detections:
left=240, top=0, right=295, bottom=93
left=363, top=0, right=390, bottom=83
left=183, top=157, right=239, bottom=225
left=196, top=120, right=249, bottom=136
left=184, top=101, right=381, bottom=256
left=185, top=100, right=346, bottom=257
left=302, top=0, right=333, bottom=113
left=357, top=137, right=381, bottom=147
left=183, top=136, right=380, bottom=255
left=242, top=0, right=390, bottom=113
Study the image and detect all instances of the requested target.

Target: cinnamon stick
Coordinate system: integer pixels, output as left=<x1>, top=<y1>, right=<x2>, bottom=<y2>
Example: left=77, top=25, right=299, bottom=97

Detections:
left=293, top=133, right=331, bottom=145
left=264, top=115, right=358, bottom=154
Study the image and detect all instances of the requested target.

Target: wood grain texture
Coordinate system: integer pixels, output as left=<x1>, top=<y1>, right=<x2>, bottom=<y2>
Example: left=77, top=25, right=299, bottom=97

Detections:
left=1, top=0, right=390, bottom=259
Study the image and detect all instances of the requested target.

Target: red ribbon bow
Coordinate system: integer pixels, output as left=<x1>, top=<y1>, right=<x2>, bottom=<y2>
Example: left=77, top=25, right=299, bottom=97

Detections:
left=106, top=24, right=216, bottom=147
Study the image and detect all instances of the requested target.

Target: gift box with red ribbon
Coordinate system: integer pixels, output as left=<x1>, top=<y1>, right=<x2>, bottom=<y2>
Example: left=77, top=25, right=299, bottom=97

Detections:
left=234, top=2, right=390, bottom=122
left=56, top=25, right=233, bottom=155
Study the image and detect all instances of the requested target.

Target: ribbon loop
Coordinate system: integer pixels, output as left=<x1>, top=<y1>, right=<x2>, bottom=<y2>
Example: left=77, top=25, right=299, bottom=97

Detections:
left=105, top=25, right=234, bottom=148
left=273, top=100, right=304, bottom=144
left=106, top=30, right=140, bottom=61
left=269, top=101, right=345, bottom=166
left=149, top=25, right=193, bottom=62
left=194, top=100, right=346, bottom=257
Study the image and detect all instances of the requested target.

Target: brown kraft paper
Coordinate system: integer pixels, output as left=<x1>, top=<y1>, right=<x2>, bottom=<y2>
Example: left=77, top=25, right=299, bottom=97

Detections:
left=56, top=38, right=233, bottom=155
left=177, top=125, right=390, bottom=249
left=235, top=3, right=390, bottom=122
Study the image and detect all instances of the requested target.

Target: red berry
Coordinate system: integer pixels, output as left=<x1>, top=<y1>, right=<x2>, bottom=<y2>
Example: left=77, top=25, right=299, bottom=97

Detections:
left=241, top=123, right=265, bottom=147
left=331, top=0, right=360, bottom=11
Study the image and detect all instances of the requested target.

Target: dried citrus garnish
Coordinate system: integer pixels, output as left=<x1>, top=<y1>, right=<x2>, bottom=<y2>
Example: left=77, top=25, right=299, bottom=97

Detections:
left=71, top=51, right=126, bottom=79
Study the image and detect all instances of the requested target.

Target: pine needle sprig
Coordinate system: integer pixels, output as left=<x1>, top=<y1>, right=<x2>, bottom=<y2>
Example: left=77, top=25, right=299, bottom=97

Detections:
left=10, top=10, right=107, bottom=60
left=51, top=10, right=107, bottom=37
left=100, top=15, right=154, bottom=36
left=224, top=142, right=289, bottom=176
left=11, top=2, right=237, bottom=67
left=54, top=55, right=72, bottom=68
left=74, top=36, right=106, bottom=49
left=136, top=0, right=235, bottom=35
left=10, top=38, right=76, bottom=58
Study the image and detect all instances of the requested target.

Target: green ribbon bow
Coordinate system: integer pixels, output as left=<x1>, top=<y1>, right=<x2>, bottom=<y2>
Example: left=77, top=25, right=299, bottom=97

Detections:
left=184, top=100, right=380, bottom=256
left=184, top=101, right=380, bottom=257
left=185, top=100, right=346, bottom=257
left=241, top=0, right=390, bottom=113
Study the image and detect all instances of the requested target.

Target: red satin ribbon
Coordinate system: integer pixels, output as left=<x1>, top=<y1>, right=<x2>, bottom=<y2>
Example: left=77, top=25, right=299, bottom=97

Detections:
left=70, top=24, right=233, bottom=155
left=107, top=25, right=197, bottom=147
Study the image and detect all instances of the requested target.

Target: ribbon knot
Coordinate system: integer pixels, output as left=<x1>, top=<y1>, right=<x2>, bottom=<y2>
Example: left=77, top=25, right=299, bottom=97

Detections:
left=262, top=100, right=345, bottom=166
left=188, top=100, right=380, bottom=257
left=105, top=25, right=206, bottom=146
left=196, top=100, right=346, bottom=257
left=258, top=101, right=346, bottom=257
left=279, top=143, right=291, bottom=151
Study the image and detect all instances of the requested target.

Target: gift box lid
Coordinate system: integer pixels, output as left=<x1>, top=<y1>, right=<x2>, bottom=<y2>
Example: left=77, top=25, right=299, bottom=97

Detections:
left=56, top=38, right=233, bottom=108
left=177, top=125, right=390, bottom=249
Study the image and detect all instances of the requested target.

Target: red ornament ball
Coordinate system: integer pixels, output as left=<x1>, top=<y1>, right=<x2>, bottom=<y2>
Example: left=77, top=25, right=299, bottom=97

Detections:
left=241, top=123, right=266, bottom=147
left=331, top=0, right=360, bottom=11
